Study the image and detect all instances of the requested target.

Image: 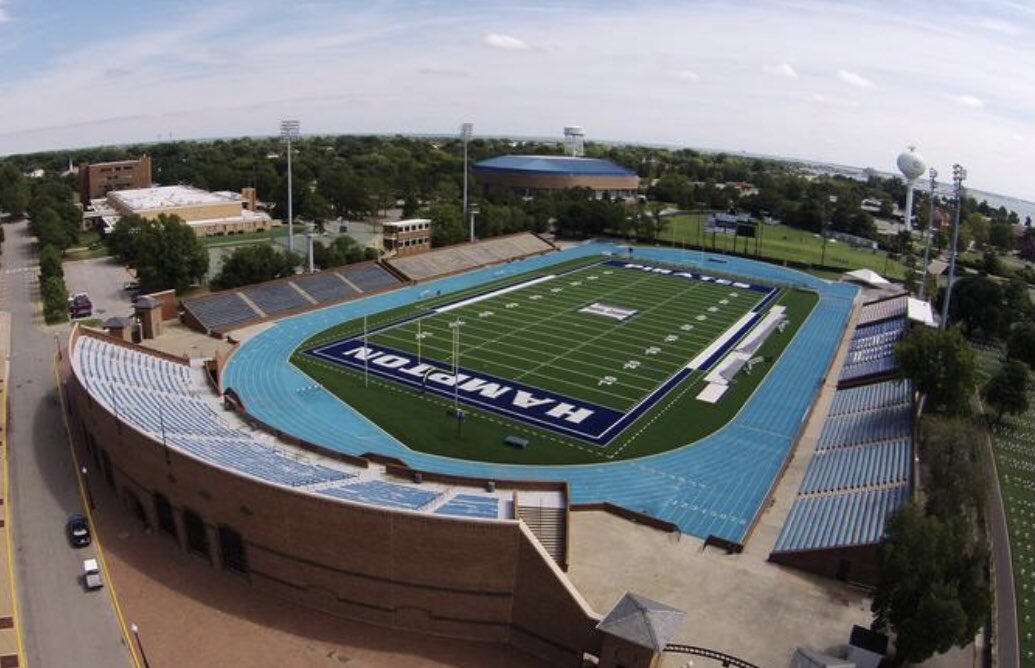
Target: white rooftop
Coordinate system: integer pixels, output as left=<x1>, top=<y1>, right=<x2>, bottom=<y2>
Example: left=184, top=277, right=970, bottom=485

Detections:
left=382, top=218, right=431, bottom=228
left=110, top=185, right=242, bottom=211
left=906, top=297, right=937, bottom=327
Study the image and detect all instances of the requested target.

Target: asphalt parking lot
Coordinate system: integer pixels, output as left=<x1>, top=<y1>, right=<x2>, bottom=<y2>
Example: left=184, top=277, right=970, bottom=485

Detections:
left=62, top=257, right=136, bottom=321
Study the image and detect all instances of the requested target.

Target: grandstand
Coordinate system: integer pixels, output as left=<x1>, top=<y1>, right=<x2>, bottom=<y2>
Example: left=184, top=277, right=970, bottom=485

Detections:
left=839, top=295, right=910, bottom=386
left=71, top=330, right=534, bottom=517
left=182, top=261, right=402, bottom=334
left=385, top=232, right=555, bottom=282
left=770, top=378, right=914, bottom=583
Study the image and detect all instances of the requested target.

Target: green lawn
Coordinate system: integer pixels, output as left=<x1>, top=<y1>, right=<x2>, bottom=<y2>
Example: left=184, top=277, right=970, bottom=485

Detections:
left=659, top=212, right=908, bottom=280
left=292, top=258, right=817, bottom=465
left=974, top=345, right=1035, bottom=661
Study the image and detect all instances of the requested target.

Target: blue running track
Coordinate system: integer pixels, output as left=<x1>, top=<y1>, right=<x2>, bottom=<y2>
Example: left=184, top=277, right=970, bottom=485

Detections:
left=224, top=243, right=858, bottom=542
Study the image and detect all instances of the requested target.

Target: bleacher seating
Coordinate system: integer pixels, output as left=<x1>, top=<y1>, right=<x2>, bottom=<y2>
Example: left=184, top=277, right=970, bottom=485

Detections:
left=241, top=282, right=310, bottom=314
left=319, top=480, right=441, bottom=510
left=343, top=263, right=399, bottom=292
left=828, top=380, right=910, bottom=416
left=183, top=293, right=261, bottom=332
left=772, top=485, right=910, bottom=552
left=772, top=373, right=913, bottom=556
left=292, top=273, right=357, bottom=303
left=74, top=335, right=348, bottom=488
left=183, top=261, right=404, bottom=333
left=387, top=233, right=554, bottom=282
left=857, top=295, right=908, bottom=326
left=434, top=494, right=500, bottom=519
left=839, top=316, right=907, bottom=382
left=818, top=403, right=911, bottom=448
left=799, top=439, right=911, bottom=493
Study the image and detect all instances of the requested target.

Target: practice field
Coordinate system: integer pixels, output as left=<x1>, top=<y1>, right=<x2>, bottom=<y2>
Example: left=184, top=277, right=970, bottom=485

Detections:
left=295, top=257, right=809, bottom=462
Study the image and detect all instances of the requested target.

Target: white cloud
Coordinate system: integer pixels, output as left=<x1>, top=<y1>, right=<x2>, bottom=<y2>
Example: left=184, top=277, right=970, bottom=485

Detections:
left=0, top=3, right=10, bottom=22
left=809, top=92, right=859, bottom=108
left=836, top=69, right=876, bottom=89
left=953, top=94, right=985, bottom=109
left=673, top=70, right=700, bottom=81
left=977, top=18, right=1022, bottom=36
left=763, top=63, right=798, bottom=79
left=482, top=33, right=530, bottom=50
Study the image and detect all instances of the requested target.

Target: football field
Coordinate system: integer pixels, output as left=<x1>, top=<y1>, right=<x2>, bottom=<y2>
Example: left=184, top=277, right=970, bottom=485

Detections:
left=304, top=259, right=782, bottom=446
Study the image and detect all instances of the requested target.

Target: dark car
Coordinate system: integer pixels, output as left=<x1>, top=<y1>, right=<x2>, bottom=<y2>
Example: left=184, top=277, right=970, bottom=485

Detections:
left=68, top=293, right=93, bottom=319
left=66, top=514, right=91, bottom=547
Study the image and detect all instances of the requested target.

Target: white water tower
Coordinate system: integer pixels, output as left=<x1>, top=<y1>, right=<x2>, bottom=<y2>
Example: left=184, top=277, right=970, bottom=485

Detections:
left=897, top=146, right=926, bottom=229
left=563, top=126, right=585, bottom=157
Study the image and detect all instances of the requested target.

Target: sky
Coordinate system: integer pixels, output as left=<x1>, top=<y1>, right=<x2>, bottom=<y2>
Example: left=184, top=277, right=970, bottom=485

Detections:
left=0, top=0, right=1032, bottom=201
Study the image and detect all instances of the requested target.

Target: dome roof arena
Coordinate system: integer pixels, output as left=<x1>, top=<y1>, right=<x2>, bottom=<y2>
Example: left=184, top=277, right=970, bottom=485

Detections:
left=474, top=155, right=638, bottom=177
left=472, top=155, right=640, bottom=197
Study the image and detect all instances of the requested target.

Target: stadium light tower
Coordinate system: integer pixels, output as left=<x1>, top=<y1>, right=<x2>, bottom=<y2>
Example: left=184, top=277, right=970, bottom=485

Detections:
left=940, top=164, right=966, bottom=328
left=919, top=167, right=938, bottom=300
left=461, top=122, right=474, bottom=224
left=280, top=119, right=301, bottom=252
left=564, top=126, right=585, bottom=157
left=897, top=146, right=926, bottom=232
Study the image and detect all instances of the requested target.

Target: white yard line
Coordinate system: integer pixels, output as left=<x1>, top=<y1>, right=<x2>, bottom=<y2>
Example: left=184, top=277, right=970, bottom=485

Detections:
left=432, top=274, right=558, bottom=313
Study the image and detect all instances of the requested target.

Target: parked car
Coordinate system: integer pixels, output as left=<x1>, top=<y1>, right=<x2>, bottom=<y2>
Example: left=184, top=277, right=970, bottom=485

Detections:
left=68, top=292, right=93, bottom=318
left=122, top=280, right=140, bottom=294
left=83, top=558, right=103, bottom=590
left=66, top=514, right=91, bottom=547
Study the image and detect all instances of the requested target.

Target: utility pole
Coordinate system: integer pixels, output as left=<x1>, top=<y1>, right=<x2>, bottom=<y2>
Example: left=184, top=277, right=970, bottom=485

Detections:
left=919, top=167, right=938, bottom=300
left=940, top=164, right=966, bottom=328
left=280, top=120, right=300, bottom=252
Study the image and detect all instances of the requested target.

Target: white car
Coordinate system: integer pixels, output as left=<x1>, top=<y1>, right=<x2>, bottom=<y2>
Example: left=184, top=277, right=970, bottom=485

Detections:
left=83, top=558, right=103, bottom=590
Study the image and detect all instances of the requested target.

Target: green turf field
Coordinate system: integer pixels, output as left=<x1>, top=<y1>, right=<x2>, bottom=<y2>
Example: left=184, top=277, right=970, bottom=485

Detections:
left=293, top=258, right=818, bottom=464
left=659, top=212, right=908, bottom=279
left=364, top=262, right=766, bottom=411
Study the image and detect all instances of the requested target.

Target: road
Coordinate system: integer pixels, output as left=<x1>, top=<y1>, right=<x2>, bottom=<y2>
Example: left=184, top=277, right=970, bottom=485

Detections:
left=1, top=220, right=133, bottom=667
left=983, top=423, right=1020, bottom=668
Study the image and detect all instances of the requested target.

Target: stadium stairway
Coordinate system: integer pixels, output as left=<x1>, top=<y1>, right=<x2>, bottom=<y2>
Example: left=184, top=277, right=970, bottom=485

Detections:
left=517, top=503, right=567, bottom=568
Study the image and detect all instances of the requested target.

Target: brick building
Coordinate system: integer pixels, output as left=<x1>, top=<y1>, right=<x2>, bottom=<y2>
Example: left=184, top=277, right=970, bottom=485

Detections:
left=78, top=155, right=153, bottom=203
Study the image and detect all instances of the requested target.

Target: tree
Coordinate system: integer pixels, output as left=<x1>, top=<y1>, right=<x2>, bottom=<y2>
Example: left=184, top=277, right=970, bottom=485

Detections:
left=105, top=214, right=148, bottom=264
left=427, top=204, right=466, bottom=247
left=41, top=275, right=69, bottom=324
left=28, top=207, right=77, bottom=250
left=312, top=234, right=370, bottom=269
left=988, top=221, right=1016, bottom=251
left=982, top=358, right=1030, bottom=421
left=211, top=243, right=300, bottom=290
left=132, top=215, right=209, bottom=293
left=949, top=276, right=1004, bottom=339
left=872, top=505, right=989, bottom=664
left=0, top=163, right=30, bottom=215
left=1006, top=322, right=1035, bottom=368
left=919, top=417, right=987, bottom=520
left=896, top=326, right=976, bottom=414
left=38, top=244, right=63, bottom=279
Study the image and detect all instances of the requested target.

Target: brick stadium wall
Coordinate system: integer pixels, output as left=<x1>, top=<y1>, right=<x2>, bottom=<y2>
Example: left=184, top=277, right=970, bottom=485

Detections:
left=63, top=350, right=601, bottom=665
left=768, top=544, right=880, bottom=585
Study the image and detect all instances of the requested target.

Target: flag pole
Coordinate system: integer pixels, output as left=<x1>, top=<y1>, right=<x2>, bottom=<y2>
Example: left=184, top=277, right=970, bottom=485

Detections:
left=453, top=322, right=459, bottom=413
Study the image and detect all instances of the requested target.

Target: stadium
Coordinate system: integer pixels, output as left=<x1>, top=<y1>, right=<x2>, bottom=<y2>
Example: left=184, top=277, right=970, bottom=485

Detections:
left=63, top=233, right=919, bottom=667
left=471, top=155, right=640, bottom=199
